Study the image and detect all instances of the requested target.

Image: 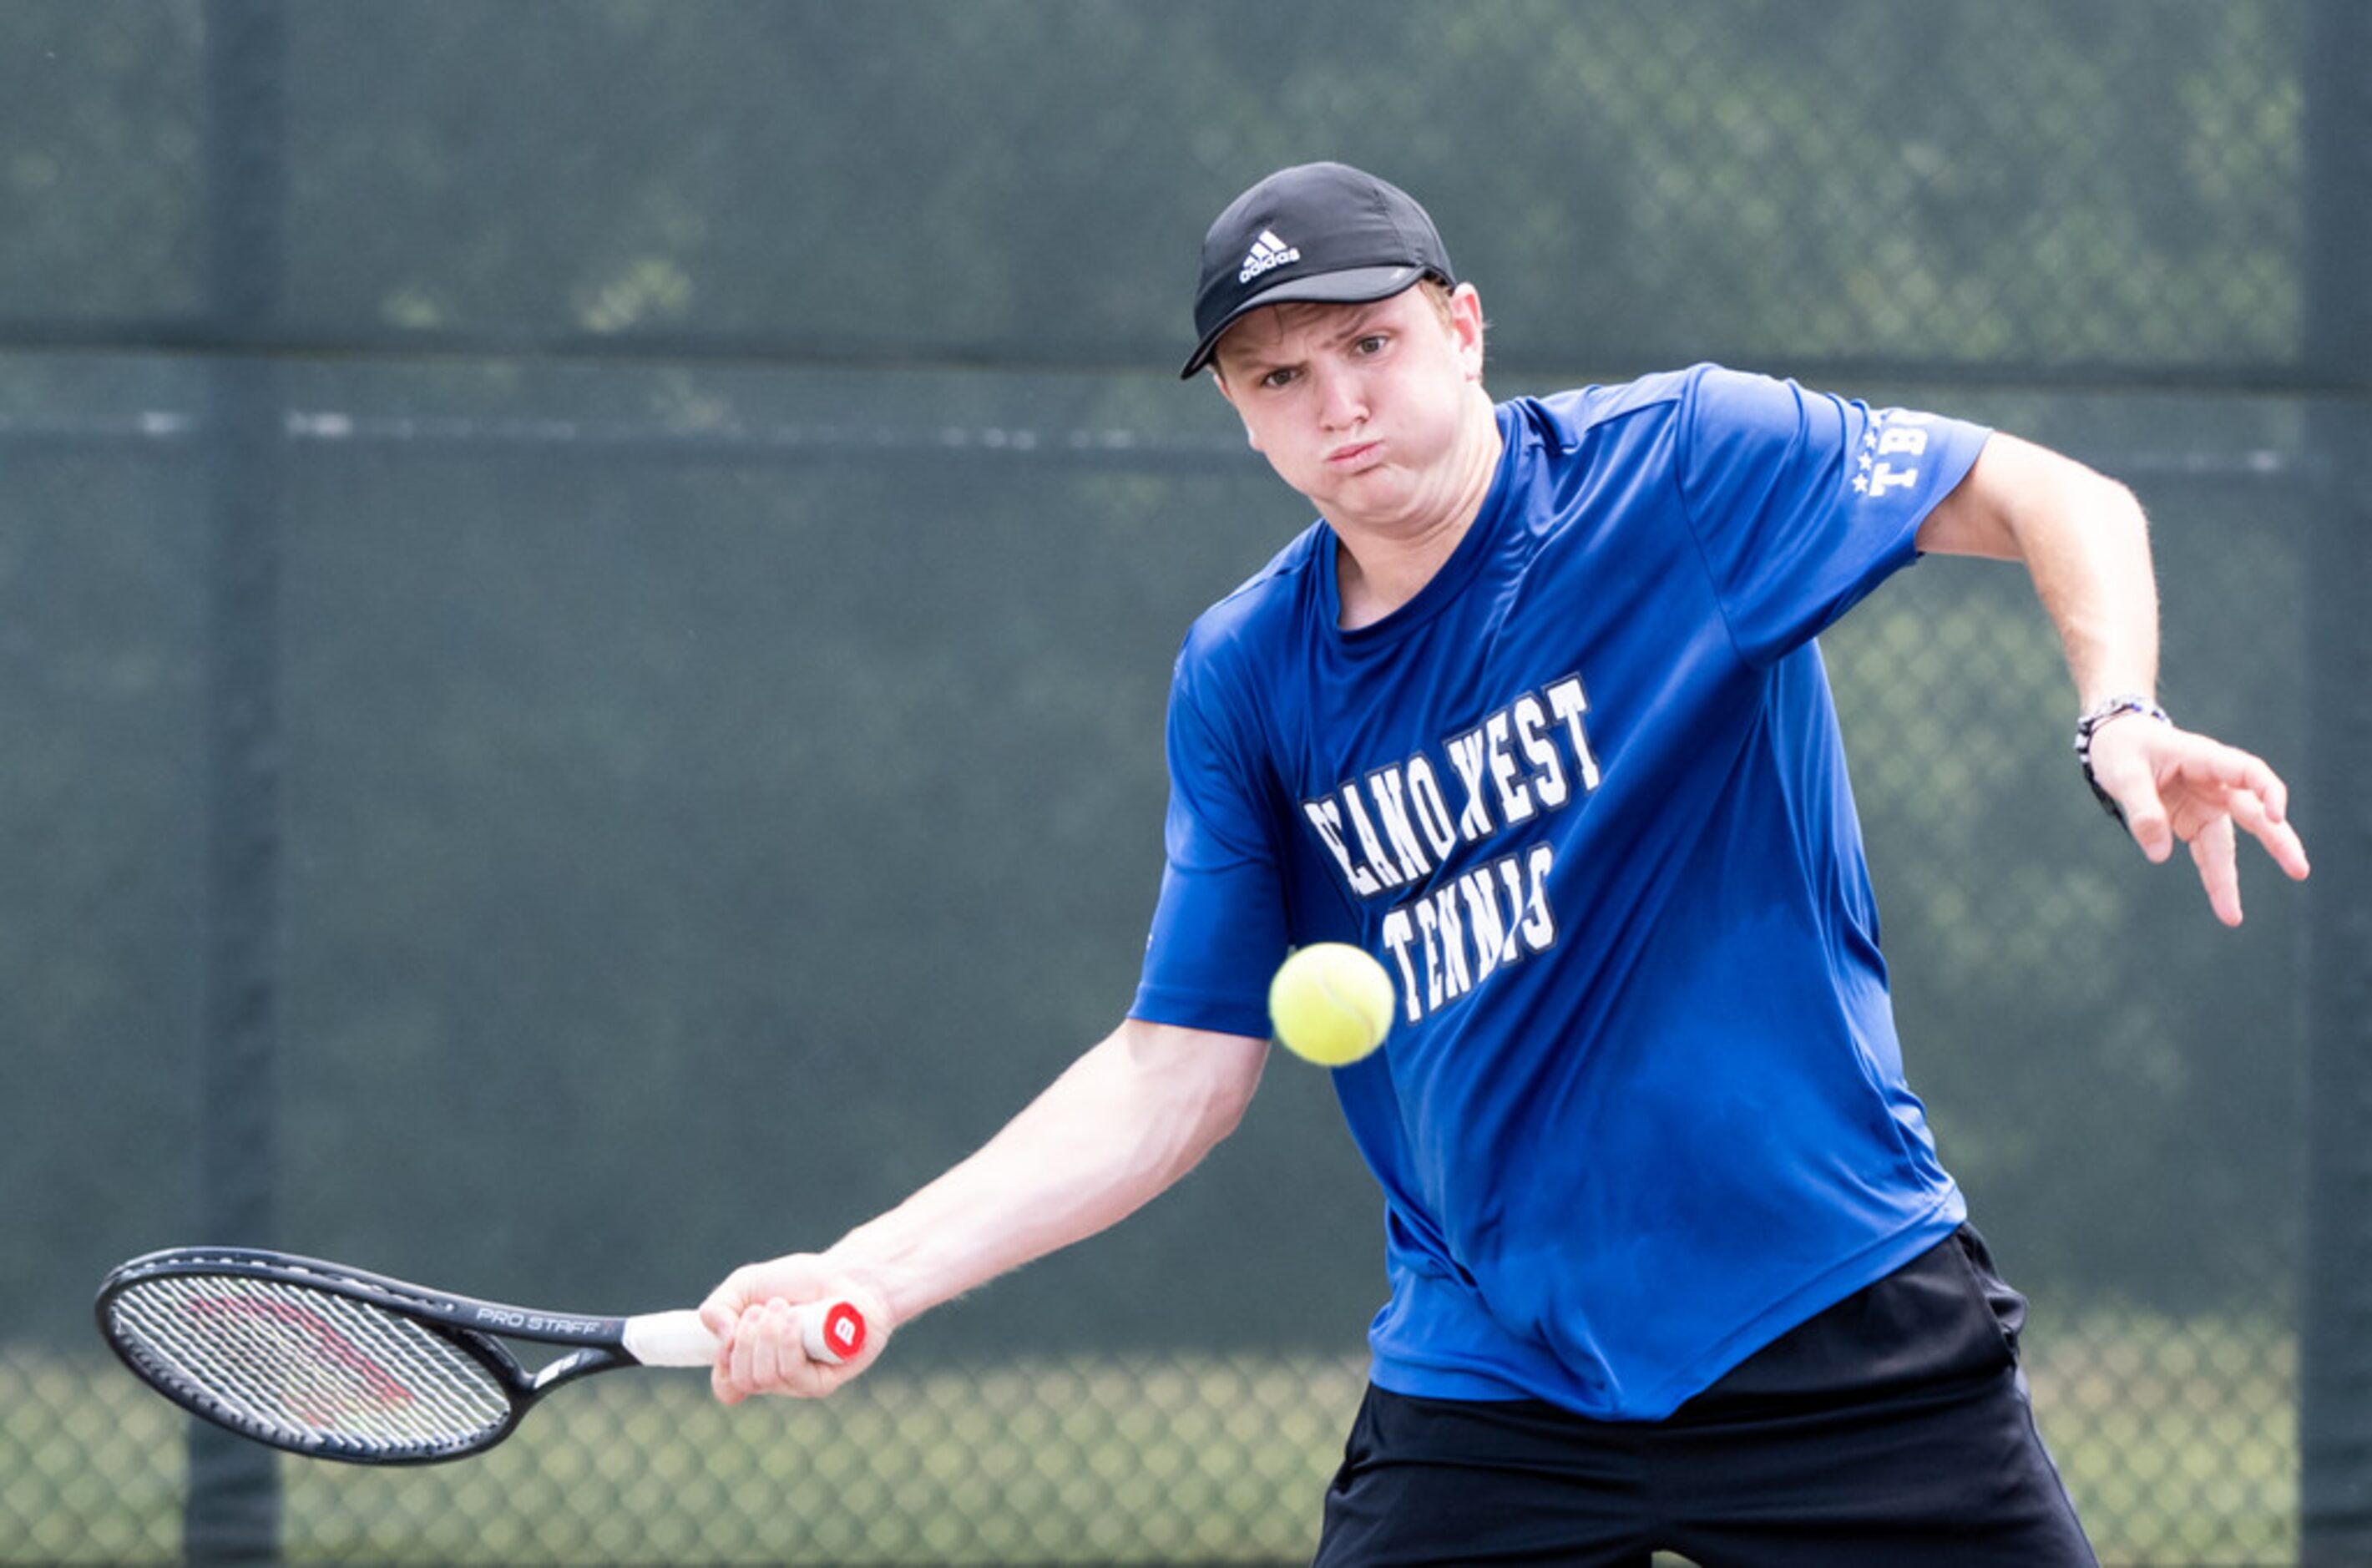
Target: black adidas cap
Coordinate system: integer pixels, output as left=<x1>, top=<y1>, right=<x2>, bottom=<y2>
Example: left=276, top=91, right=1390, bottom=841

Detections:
left=1181, top=162, right=1456, bottom=379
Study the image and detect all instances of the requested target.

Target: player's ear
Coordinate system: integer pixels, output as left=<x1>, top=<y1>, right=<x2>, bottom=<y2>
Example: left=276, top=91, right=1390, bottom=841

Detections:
left=1450, top=283, right=1487, bottom=382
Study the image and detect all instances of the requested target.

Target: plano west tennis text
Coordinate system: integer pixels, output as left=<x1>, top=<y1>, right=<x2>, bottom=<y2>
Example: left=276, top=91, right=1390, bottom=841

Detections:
left=1298, top=675, right=1601, bottom=1026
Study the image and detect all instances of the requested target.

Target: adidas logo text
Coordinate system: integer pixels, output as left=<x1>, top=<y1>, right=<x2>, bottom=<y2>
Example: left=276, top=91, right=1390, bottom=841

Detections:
left=1238, top=230, right=1301, bottom=285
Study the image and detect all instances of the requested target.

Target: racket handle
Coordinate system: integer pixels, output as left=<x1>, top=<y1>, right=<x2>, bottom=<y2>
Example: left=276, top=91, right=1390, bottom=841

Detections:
left=621, top=1310, right=720, bottom=1368
left=621, top=1300, right=869, bottom=1368
left=802, top=1297, right=870, bottom=1364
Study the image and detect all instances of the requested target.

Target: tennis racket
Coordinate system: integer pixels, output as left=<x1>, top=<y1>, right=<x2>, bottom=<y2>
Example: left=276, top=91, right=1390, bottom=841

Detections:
left=94, top=1246, right=868, bottom=1464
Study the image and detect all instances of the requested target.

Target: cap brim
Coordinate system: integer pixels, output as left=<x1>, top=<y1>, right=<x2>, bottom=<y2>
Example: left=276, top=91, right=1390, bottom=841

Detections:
left=1177, top=264, right=1430, bottom=379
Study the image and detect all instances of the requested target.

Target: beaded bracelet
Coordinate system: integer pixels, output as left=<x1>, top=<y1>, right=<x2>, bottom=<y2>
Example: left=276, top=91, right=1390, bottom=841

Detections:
left=2073, top=694, right=2172, bottom=824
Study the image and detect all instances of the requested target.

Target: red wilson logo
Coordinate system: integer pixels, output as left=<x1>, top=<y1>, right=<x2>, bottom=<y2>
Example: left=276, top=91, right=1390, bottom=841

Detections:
left=823, top=1302, right=867, bottom=1358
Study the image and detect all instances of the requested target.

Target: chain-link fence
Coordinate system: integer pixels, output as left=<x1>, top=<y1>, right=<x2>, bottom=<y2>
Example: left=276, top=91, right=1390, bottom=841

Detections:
left=3, top=3, right=2364, bottom=1564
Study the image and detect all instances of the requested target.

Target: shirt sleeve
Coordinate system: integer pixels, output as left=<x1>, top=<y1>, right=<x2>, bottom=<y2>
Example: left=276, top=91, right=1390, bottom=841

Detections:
left=1128, top=638, right=1289, bottom=1040
left=1675, top=367, right=1991, bottom=668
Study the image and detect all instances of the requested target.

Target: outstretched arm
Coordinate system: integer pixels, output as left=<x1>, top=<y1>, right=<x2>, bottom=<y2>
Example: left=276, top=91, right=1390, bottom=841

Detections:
left=1915, top=432, right=2309, bottom=925
left=699, top=1017, right=1268, bottom=1402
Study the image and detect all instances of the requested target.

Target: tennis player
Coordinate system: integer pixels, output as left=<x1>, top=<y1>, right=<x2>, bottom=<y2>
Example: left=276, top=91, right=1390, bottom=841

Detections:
left=701, top=163, right=2309, bottom=1565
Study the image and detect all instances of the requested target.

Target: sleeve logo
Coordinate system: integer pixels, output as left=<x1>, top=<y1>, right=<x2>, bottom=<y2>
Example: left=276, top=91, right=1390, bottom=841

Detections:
left=1851, top=408, right=1935, bottom=499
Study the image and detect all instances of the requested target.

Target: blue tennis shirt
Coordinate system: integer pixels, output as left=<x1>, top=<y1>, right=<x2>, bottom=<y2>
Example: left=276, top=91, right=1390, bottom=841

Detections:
left=1130, top=365, right=1993, bottom=1420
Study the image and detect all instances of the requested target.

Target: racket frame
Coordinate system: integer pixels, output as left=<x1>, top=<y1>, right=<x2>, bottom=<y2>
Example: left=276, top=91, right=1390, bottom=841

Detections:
left=97, top=1247, right=681, bottom=1464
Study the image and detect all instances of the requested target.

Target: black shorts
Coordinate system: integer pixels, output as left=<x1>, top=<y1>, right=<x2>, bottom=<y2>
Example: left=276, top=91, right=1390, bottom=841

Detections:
left=1311, top=1226, right=2096, bottom=1567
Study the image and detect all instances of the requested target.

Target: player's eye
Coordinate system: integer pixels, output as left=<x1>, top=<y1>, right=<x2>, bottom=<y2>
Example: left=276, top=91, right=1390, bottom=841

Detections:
left=1352, top=334, right=1388, bottom=357
left=1259, top=366, right=1298, bottom=390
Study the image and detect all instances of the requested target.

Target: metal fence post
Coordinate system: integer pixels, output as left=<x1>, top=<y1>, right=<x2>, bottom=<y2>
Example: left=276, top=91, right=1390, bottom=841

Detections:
left=185, top=2, right=288, bottom=1560
left=2298, top=0, right=2372, bottom=1561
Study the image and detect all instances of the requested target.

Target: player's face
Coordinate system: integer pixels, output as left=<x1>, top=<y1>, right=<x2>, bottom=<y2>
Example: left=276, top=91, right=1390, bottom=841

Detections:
left=1211, top=283, right=1489, bottom=533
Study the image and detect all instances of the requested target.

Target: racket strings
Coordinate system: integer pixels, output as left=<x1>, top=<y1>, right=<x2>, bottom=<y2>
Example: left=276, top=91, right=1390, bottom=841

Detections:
left=105, top=1273, right=513, bottom=1457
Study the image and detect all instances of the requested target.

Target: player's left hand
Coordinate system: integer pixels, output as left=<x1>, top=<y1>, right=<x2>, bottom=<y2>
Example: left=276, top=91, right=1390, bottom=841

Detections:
left=2083, top=716, right=2309, bottom=926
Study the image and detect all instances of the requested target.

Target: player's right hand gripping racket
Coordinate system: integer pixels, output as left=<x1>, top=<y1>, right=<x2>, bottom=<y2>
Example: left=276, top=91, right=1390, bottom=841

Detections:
left=94, top=1247, right=868, bottom=1464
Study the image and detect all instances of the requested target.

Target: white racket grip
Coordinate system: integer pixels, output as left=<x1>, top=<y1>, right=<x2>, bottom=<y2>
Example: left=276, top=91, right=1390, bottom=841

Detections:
left=621, top=1309, right=720, bottom=1368
left=621, top=1300, right=868, bottom=1368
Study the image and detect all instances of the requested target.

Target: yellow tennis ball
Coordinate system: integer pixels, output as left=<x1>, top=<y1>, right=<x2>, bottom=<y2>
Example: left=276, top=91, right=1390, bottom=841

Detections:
left=1268, top=943, right=1397, bottom=1066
